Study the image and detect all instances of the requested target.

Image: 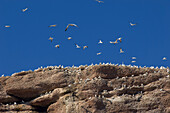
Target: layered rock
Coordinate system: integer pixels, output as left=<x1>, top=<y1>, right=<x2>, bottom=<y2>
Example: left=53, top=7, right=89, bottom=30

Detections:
left=0, top=64, right=169, bottom=113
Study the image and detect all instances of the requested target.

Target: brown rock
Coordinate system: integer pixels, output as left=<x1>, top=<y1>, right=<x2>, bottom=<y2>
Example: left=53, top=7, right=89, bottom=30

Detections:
left=30, top=88, right=68, bottom=107
left=4, top=71, right=74, bottom=100
left=0, top=65, right=169, bottom=113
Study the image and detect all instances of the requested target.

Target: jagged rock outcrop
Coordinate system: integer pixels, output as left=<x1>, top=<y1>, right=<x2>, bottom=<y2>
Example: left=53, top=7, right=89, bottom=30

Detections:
left=0, top=64, right=169, bottom=113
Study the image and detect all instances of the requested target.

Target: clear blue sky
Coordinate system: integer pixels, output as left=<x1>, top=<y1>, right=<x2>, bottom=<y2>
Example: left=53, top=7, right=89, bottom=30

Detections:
left=0, top=0, right=169, bottom=76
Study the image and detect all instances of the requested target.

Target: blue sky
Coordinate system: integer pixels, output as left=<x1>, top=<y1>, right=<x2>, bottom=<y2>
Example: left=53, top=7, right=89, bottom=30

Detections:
left=0, top=0, right=169, bottom=76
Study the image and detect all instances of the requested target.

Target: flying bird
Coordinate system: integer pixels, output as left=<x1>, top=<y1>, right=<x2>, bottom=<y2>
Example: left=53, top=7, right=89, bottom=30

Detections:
left=163, top=57, right=167, bottom=60
left=117, top=37, right=122, bottom=43
left=22, top=8, right=28, bottom=12
left=48, top=24, right=57, bottom=27
left=132, top=57, right=136, bottom=59
left=5, top=25, right=10, bottom=28
left=96, top=0, right=104, bottom=3
left=65, top=24, right=78, bottom=31
left=131, top=61, right=136, bottom=63
left=97, top=52, right=102, bottom=55
left=67, top=37, right=72, bottom=40
left=98, top=40, right=103, bottom=44
left=130, top=22, right=136, bottom=26
left=55, top=45, right=60, bottom=48
left=49, top=37, right=53, bottom=42
left=75, top=44, right=81, bottom=48
left=120, top=48, right=124, bottom=53
left=83, top=46, right=88, bottom=50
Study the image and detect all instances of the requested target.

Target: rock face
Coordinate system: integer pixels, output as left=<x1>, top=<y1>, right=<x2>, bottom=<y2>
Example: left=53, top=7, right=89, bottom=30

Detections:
left=0, top=64, right=170, bottom=113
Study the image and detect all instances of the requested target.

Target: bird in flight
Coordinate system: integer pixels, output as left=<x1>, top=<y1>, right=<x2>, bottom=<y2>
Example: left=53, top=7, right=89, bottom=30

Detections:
left=65, top=24, right=78, bottom=31
left=83, top=46, right=88, bottom=50
left=130, top=22, right=136, bottom=26
left=67, top=37, right=72, bottom=40
left=110, top=40, right=118, bottom=44
left=49, top=24, right=57, bottom=27
left=5, top=25, right=10, bottom=28
left=117, top=37, right=122, bottom=43
left=55, top=45, right=60, bottom=48
left=96, top=0, right=104, bottom=3
left=22, top=8, right=28, bottom=12
left=49, top=37, right=53, bottom=42
left=75, top=44, right=81, bottom=48
left=132, top=57, right=136, bottom=59
left=162, top=57, right=167, bottom=60
left=120, top=48, right=124, bottom=53
left=98, top=40, right=103, bottom=44
left=131, top=61, right=136, bottom=63
left=97, top=52, right=102, bottom=55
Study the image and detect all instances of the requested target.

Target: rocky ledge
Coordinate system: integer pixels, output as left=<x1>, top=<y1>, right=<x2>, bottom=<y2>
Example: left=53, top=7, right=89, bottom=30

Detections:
left=0, top=64, right=170, bottom=113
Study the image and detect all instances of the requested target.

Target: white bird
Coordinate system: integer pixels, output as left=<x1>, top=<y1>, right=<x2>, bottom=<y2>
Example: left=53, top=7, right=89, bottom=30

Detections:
left=98, top=40, right=103, bottom=44
left=5, top=25, right=10, bottom=28
left=132, top=57, right=136, bottom=59
left=48, top=24, right=57, bottom=27
left=130, top=22, right=136, bottom=26
left=131, top=61, right=136, bottom=63
left=83, top=46, right=88, bottom=50
left=22, top=8, right=28, bottom=12
left=55, top=45, right=60, bottom=48
left=96, top=0, right=104, bottom=3
left=75, top=44, right=81, bottom=48
left=1, top=74, right=4, bottom=77
left=120, top=48, right=124, bottom=53
left=65, top=24, right=78, bottom=31
left=97, top=52, right=102, bottom=55
left=67, top=37, right=72, bottom=40
left=49, top=37, right=53, bottom=42
left=163, top=57, right=167, bottom=60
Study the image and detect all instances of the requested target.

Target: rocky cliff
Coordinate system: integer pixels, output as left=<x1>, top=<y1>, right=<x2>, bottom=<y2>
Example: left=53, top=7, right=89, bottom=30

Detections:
left=0, top=64, right=170, bottom=113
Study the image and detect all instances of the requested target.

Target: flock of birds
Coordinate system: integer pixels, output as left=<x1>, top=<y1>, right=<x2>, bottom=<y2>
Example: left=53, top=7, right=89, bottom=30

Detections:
left=3, top=0, right=168, bottom=65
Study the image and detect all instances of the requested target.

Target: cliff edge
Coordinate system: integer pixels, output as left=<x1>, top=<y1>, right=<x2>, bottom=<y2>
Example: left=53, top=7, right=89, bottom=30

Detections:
left=0, top=64, right=170, bottom=113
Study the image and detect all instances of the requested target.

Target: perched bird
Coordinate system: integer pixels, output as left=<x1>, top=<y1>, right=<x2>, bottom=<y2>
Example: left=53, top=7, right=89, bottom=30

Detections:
left=120, top=48, right=124, bottom=53
left=117, top=37, right=122, bottom=43
left=97, top=52, right=102, bottom=55
left=98, top=40, right=103, bottom=44
left=22, top=8, right=28, bottom=12
left=48, top=24, right=57, bottom=27
left=163, top=57, right=167, bottom=60
left=49, top=37, right=53, bottom=42
left=5, top=25, right=10, bottom=28
left=132, top=57, right=136, bottom=59
left=65, top=24, right=78, bottom=31
left=96, top=0, right=104, bottom=3
left=67, top=37, right=72, bottom=40
left=75, top=44, right=81, bottom=48
left=83, top=46, right=88, bottom=50
left=55, top=45, right=60, bottom=48
left=130, top=22, right=136, bottom=26
left=131, top=61, right=136, bottom=63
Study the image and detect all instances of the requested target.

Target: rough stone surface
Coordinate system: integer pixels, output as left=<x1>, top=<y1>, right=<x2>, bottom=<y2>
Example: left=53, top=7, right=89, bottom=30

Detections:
left=0, top=64, right=169, bottom=113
